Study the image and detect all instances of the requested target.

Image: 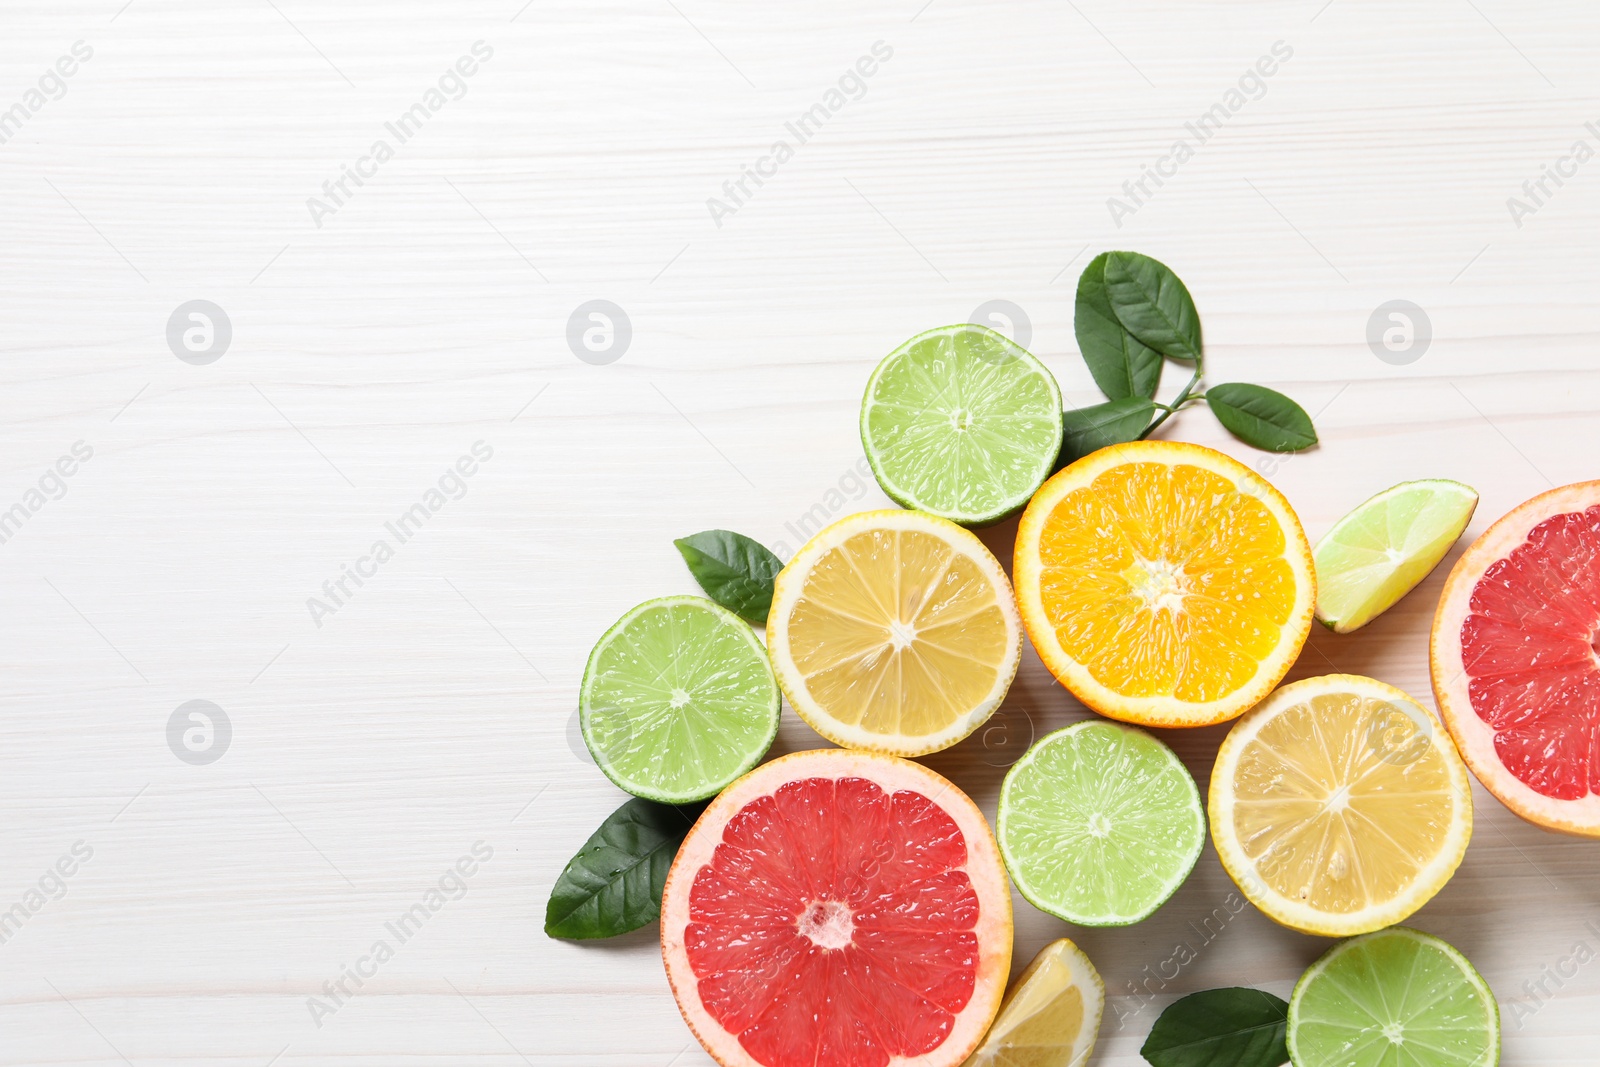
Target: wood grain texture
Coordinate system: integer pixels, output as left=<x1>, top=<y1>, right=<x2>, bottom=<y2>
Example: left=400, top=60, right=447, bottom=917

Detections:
left=2, top=0, right=1598, bottom=1063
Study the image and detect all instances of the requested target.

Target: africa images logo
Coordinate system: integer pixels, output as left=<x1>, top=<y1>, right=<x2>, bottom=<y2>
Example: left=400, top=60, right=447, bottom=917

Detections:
left=705, top=41, right=894, bottom=228
left=306, top=42, right=494, bottom=228
left=1106, top=41, right=1293, bottom=228
left=305, top=442, right=494, bottom=627
left=306, top=841, right=494, bottom=1028
left=0, top=41, right=94, bottom=147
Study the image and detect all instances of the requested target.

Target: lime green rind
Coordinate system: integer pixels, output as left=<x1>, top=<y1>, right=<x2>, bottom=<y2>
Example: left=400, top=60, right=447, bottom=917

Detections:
left=997, top=720, right=1205, bottom=927
left=1288, top=927, right=1500, bottom=1067
left=860, top=324, right=1064, bottom=527
left=579, top=595, right=780, bottom=804
left=1314, top=479, right=1478, bottom=634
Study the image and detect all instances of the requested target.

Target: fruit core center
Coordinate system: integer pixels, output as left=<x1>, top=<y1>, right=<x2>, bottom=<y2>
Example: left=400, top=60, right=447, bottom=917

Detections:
left=1324, top=784, right=1352, bottom=814
left=1129, top=557, right=1188, bottom=613
left=1382, top=1021, right=1405, bottom=1044
left=887, top=619, right=919, bottom=650
left=951, top=409, right=974, bottom=431
left=796, top=899, right=854, bottom=950
left=1087, top=812, right=1112, bottom=838
left=669, top=687, right=691, bottom=709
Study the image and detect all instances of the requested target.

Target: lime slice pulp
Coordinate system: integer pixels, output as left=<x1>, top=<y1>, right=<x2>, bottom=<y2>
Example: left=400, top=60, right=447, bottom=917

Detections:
left=860, top=324, right=1063, bottom=525
left=1314, top=478, right=1478, bottom=633
left=580, top=596, right=780, bottom=803
left=997, top=721, right=1204, bottom=926
left=1289, top=927, right=1500, bottom=1067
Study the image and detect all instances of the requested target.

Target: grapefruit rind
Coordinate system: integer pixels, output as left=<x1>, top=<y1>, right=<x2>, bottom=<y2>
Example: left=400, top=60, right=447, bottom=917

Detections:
left=1013, top=441, right=1316, bottom=728
left=1209, top=675, right=1474, bottom=937
left=1431, top=479, right=1600, bottom=838
left=661, top=749, right=1013, bottom=1067
left=767, top=510, right=1023, bottom=757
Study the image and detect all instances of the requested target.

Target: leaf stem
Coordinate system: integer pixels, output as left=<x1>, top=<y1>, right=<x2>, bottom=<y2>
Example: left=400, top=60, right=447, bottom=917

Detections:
left=1142, top=358, right=1204, bottom=439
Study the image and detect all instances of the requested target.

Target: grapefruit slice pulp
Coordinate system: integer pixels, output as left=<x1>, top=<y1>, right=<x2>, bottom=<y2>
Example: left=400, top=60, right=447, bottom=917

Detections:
left=661, top=749, right=1012, bottom=1067
left=1432, top=480, right=1600, bottom=836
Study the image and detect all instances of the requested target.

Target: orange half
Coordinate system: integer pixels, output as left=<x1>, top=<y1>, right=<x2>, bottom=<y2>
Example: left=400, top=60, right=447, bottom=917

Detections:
left=1014, top=440, right=1315, bottom=727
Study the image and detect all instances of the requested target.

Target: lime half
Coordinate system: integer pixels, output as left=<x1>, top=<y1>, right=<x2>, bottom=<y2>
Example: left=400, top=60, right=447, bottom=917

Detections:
left=861, top=324, right=1063, bottom=525
left=997, top=721, right=1204, bottom=926
left=580, top=596, right=779, bottom=803
left=1289, top=927, right=1500, bottom=1067
left=1315, top=479, right=1478, bottom=633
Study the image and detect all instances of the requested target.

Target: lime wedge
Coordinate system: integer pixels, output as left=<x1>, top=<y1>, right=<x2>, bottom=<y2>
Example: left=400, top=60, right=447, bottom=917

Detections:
left=1314, top=479, right=1478, bottom=633
left=861, top=324, right=1063, bottom=525
left=997, top=721, right=1204, bottom=926
left=580, top=596, right=779, bottom=803
left=1288, top=927, right=1500, bottom=1067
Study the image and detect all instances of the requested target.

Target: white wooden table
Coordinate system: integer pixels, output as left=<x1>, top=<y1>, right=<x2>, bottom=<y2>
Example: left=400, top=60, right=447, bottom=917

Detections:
left=3, top=1, right=1598, bottom=1063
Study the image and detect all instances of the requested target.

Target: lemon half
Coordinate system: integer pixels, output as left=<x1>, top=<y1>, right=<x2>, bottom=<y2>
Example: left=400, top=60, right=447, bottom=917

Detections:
left=1210, top=674, right=1473, bottom=936
left=766, top=509, right=1021, bottom=756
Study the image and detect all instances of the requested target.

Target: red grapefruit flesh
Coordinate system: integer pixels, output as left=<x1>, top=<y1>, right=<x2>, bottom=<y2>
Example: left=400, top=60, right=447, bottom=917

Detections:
left=1432, top=480, right=1600, bottom=836
left=661, top=749, right=1012, bottom=1067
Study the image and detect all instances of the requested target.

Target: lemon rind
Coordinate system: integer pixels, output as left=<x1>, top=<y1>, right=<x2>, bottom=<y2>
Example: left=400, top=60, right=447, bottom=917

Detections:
left=767, top=509, right=1022, bottom=757
left=1209, top=674, right=1474, bottom=937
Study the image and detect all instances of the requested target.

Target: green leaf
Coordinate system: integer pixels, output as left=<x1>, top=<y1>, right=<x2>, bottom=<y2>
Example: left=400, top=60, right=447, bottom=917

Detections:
left=1075, top=253, right=1163, bottom=399
left=1141, top=988, right=1289, bottom=1067
left=1058, top=396, right=1157, bottom=468
left=673, top=530, right=783, bottom=624
left=545, top=797, right=701, bottom=940
left=1205, top=383, right=1318, bottom=453
left=1103, top=251, right=1202, bottom=362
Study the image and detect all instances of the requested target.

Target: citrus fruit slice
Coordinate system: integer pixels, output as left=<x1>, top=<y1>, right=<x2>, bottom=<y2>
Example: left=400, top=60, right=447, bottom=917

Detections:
left=997, top=720, right=1204, bottom=926
left=1014, top=440, right=1315, bottom=727
left=1288, top=927, right=1500, bottom=1067
left=1314, top=479, right=1478, bottom=633
left=1210, top=674, right=1473, bottom=937
left=661, top=749, right=1013, bottom=1067
left=766, top=510, right=1022, bottom=756
left=861, top=324, right=1063, bottom=525
left=580, top=596, right=779, bottom=803
left=960, top=938, right=1103, bottom=1067
left=1431, top=480, right=1600, bottom=837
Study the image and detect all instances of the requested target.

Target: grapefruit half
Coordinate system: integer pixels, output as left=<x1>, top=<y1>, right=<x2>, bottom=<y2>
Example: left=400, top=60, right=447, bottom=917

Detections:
left=661, top=749, right=1012, bottom=1067
left=1432, top=480, right=1600, bottom=836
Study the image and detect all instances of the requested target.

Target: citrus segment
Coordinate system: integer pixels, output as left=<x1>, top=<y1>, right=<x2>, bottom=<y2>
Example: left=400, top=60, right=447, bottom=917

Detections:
left=961, top=939, right=1103, bottom=1067
left=1210, top=675, right=1473, bottom=937
left=861, top=324, right=1063, bottom=525
left=662, top=750, right=1012, bottom=1067
left=1314, top=479, right=1478, bottom=633
left=997, top=721, right=1204, bottom=926
left=580, top=596, right=780, bottom=803
left=1288, top=927, right=1500, bottom=1067
left=1433, top=481, right=1600, bottom=835
left=1015, top=440, right=1315, bottom=727
left=767, top=510, right=1022, bottom=756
